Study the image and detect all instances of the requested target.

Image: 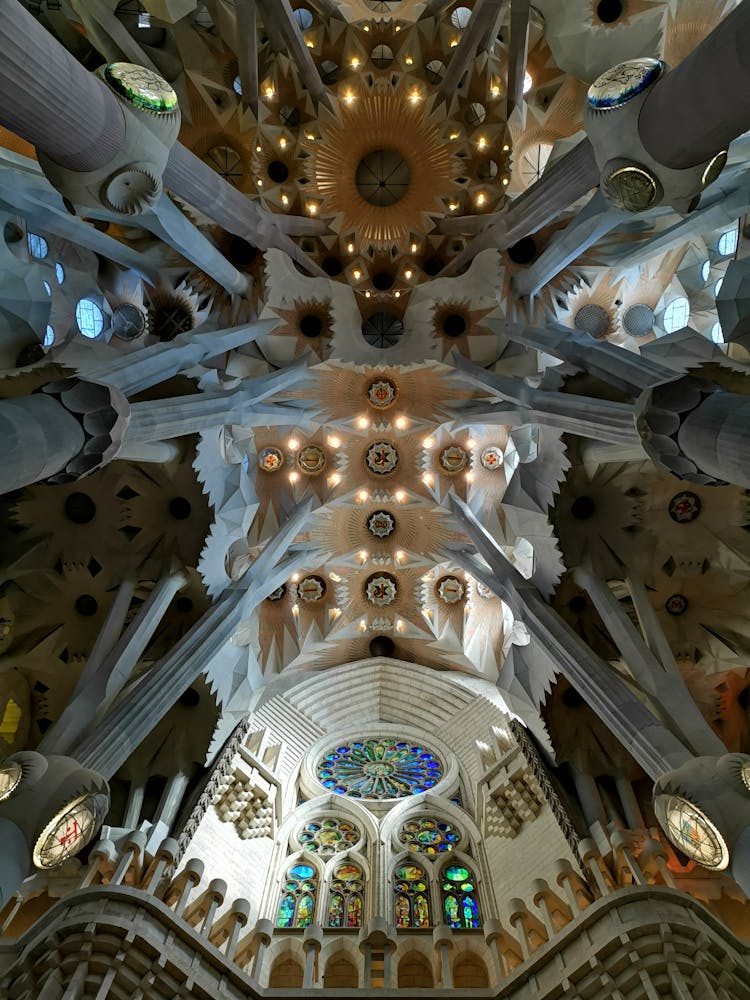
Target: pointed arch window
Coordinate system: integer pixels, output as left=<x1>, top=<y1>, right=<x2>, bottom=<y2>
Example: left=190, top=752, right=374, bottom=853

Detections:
left=394, top=863, right=431, bottom=928
left=328, top=861, right=364, bottom=927
left=441, top=863, right=481, bottom=928
left=276, top=862, right=317, bottom=928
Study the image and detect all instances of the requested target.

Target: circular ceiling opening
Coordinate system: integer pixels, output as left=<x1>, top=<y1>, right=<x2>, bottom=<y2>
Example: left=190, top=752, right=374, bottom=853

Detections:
left=362, top=312, right=404, bottom=349
left=597, top=0, right=623, bottom=22
left=228, top=236, right=259, bottom=267
left=372, top=271, right=395, bottom=291
left=443, top=313, right=467, bottom=337
left=571, top=496, right=595, bottom=519
left=267, top=160, right=289, bottom=183
left=356, top=149, right=411, bottom=207
left=65, top=492, right=96, bottom=524
left=574, top=304, right=610, bottom=339
left=322, top=256, right=343, bottom=276
left=507, top=237, right=537, bottom=264
left=299, top=314, right=324, bottom=338
left=423, top=256, right=444, bottom=276
left=169, top=497, right=192, bottom=520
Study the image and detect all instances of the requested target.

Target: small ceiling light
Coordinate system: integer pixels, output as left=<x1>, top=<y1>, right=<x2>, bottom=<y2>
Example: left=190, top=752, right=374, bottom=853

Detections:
left=307, top=201, right=318, bottom=215
left=466, top=438, right=476, bottom=448
left=395, top=24, right=401, bottom=31
left=465, top=471, right=474, bottom=482
left=476, top=192, right=487, bottom=206
left=357, top=416, right=370, bottom=429
left=394, top=290, right=401, bottom=298
left=502, top=143, right=510, bottom=152
left=328, top=434, right=341, bottom=448
left=422, top=472, right=434, bottom=485
left=408, top=88, right=422, bottom=104
left=404, top=269, right=413, bottom=279
left=291, top=572, right=300, bottom=582
left=502, top=177, right=509, bottom=186
left=328, top=472, right=341, bottom=485
left=287, top=437, right=299, bottom=450
left=256, top=144, right=262, bottom=152
left=477, top=136, right=488, bottom=150
left=411, top=242, right=419, bottom=253
left=450, top=37, right=459, bottom=47
left=491, top=84, right=501, bottom=97
left=395, top=416, right=407, bottom=429
left=347, top=242, right=355, bottom=253
left=281, top=193, right=289, bottom=205
left=306, top=132, right=316, bottom=141
left=359, top=550, right=369, bottom=562
left=405, top=55, right=413, bottom=65
left=363, top=23, right=369, bottom=31
left=395, top=550, right=405, bottom=562
left=395, top=490, right=406, bottom=502
left=365, top=290, right=371, bottom=298
left=289, top=471, right=299, bottom=482
left=350, top=56, right=360, bottom=68
left=358, top=490, right=369, bottom=502
left=279, top=137, right=288, bottom=149
left=353, top=268, right=362, bottom=280
left=449, top=131, right=460, bottom=140
left=256, top=179, right=263, bottom=187
left=306, top=37, right=315, bottom=47
left=423, top=436, right=435, bottom=449
left=449, top=202, right=458, bottom=212
left=343, top=90, right=356, bottom=104
left=265, top=86, right=275, bottom=98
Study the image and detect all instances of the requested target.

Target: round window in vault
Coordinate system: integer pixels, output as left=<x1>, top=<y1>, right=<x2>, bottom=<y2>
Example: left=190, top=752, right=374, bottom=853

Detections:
left=362, top=312, right=404, bottom=349
left=355, top=150, right=410, bottom=207
left=317, top=738, right=443, bottom=799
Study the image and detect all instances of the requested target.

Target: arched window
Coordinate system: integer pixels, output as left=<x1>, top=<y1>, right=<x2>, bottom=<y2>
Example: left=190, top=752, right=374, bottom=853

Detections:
left=717, top=227, right=739, bottom=257
left=398, top=816, right=461, bottom=855
left=394, top=862, right=430, bottom=928
left=662, top=297, right=690, bottom=334
left=441, top=862, right=481, bottom=928
left=276, top=862, right=317, bottom=928
left=327, top=861, right=364, bottom=927
left=27, top=233, right=48, bottom=259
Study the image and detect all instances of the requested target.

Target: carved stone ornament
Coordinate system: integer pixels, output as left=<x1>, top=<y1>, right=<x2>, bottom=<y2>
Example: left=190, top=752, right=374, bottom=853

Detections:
left=480, top=445, right=503, bottom=471
left=297, top=575, right=327, bottom=603
left=368, top=510, right=396, bottom=538
left=367, top=378, right=398, bottom=408
left=297, top=445, right=326, bottom=475
left=366, top=440, right=399, bottom=475
left=365, top=573, right=398, bottom=606
left=259, top=446, right=285, bottom=473
left=437, top=575, right=465, bottom=604
left=439, top=445, right=469, bottom=474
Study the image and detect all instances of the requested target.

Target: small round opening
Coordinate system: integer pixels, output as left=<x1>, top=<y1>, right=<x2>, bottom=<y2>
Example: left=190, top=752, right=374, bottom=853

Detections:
left=228, top=237, right=259, bottom=267
left=369, top=635, right=395, bottom=657
left=322, top=256, right=343, bottom=276
left=169, top=497, right=192, bottom=520
left=562, top=687, right=585, bottom=708
left=176, top=596, right=194, bottom=614
left=567, top=595, right=587, bottom=614
left=423, top=256, right=444, bottom=276
left=571, top=496, right=595, bottom=519
left=596, top=0, right=623, bottom=22
left=299, top=314, right=324, bottom=338
left=75, top=594, right=99, bottom=617
left=179, top=687, right=201, bottom=707
left=355, top=149, right=410, bottom=207
left=65, top=492, right=96, bottom=524
left=442, top=313, right=467, bottom=338
left=372, top=271, right=394, bottom=291
left=362, top=312, right=404, bottom=349
left=507, top=237, right=537, bottom=264
left=267, top=160, right=289, bottom=183
left=3, top=222, right=23, bottom=245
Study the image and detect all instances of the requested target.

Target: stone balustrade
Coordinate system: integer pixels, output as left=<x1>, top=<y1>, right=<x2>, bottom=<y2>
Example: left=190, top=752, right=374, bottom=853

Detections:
left=1, top=832, right=749, bottom=996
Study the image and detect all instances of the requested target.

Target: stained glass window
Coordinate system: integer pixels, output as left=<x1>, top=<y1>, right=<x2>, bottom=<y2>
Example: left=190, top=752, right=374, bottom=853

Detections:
left=75, top=298, right=105, bottom=339
left=276, top=862, right=318, bottom=928
left=394, top=863, right=431, bottom=928
left=441, top=863, right=481, bottom=928
left=399, top=817, right=461, bottom=854
left=299, top=817, right=360, bottom=856
left=717, top=227, right=739, bottom=257
left=317, top=739, right=442, bottom=799
left=327, top=862, right=364, bottom=928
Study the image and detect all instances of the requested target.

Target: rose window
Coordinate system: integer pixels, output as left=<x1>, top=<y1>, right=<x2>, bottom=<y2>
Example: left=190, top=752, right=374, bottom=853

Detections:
left=317, top=738, right=443, bottom=799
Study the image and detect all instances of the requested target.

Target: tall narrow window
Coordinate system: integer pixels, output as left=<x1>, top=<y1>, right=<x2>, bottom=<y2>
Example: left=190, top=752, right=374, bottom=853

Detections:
left=328, top=861, right=364, bottom=927
left=441, top=863, right=481, bottom=928
left=393, top=863, right=430, bottom=928
left=276, top=862, right=317, bottom=928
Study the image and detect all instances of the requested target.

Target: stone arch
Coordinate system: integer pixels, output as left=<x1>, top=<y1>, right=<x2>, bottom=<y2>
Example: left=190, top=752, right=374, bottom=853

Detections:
left=453, top=950, right=490, bottom=987
left=268, top=952, right=304, bottom=988
left=397, top=948, right=435, bottom=988
left=323, top=950, right=359, bottom=988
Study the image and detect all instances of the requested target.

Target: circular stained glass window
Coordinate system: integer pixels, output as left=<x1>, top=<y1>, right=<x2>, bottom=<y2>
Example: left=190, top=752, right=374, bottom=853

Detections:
left=399, top=817, right=461, bottom=854
left=299, top=817, right=361, bottom=855
left=317, top=738, right=443, bottom=799
left=655, top=793, right=729, bottom=870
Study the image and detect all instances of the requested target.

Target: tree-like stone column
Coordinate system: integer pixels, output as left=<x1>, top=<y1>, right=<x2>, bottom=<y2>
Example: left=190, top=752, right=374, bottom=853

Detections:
left=636, top=374, right=750, bottom=488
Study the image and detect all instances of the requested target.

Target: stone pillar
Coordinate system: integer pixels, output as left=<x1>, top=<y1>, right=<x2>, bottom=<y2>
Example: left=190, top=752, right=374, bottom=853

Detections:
left=432, top=925, right=454, bottom=988
left=0, top=394, right=84, bottom=493
left=639, top=1, right=750, bottom=170
left=0, top=0, right=125, bottom=171
left=251, top=919, right=274, bottom=981
left=302, top=924, right=323, bottom=987
left=636, top=375, right=750, bottom=488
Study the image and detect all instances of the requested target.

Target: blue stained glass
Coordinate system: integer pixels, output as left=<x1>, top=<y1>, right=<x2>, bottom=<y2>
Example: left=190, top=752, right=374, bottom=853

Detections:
left=317, top=738, right=443, bottom=800
left=444, top=893, right=460, bottom=927
left=277, top=894, right=295, bottom=927
left=55, top=262, right=65, bottom=284
left=76, top=298, right=104, bottom=339
left=43, top=280, right=51, bottom=296
left=297, top=893, right=313, bottom=927
left=290, top=864, right=315, bottom=879
left=441, top=863, right=481, bottom=928
left=44, top=325, right=54, bottom=347
left=463, top=895, right=479, bottom=927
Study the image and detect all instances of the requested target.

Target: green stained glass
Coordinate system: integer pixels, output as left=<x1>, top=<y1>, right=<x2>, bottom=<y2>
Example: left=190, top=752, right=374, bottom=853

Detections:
left=440, top=863, right=481, bottom=929
left=298, top=817, right=361, bottom=854
left=393, top=862, right=431, bottom=928
left=444, top=865, right=470, bottom=882
left=400, top=816, right=461, bottom=854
